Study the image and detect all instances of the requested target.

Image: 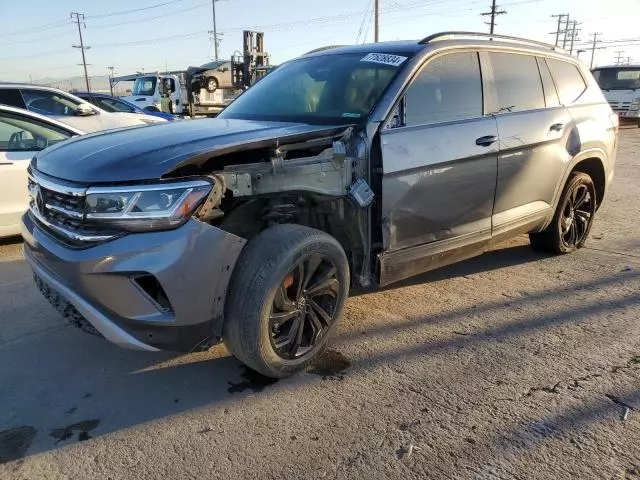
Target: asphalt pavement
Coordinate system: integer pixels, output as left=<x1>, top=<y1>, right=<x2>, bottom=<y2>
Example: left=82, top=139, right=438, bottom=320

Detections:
left=1, top=129, right=639, bottom=480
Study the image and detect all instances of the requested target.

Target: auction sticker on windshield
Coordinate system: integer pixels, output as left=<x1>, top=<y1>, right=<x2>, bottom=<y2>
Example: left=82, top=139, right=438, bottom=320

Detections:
left=360, top=53, right=408, bottom=67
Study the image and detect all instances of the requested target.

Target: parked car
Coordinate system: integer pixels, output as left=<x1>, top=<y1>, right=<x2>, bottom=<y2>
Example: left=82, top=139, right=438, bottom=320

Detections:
left=0, top=84, right=166, bottom=133
left=22, top=32, right=618, bottom=378
left=74, top=92, right=175, bottom=122
left=0, top=105, right=84, bottom=238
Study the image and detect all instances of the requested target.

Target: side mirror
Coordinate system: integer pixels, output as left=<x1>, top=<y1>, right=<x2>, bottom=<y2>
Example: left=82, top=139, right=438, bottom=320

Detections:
left=76, top=103, right=97, bottom=116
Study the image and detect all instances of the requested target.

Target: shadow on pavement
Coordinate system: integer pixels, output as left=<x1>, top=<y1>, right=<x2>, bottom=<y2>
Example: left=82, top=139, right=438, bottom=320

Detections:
left=0, top=246, right=638, bottom=463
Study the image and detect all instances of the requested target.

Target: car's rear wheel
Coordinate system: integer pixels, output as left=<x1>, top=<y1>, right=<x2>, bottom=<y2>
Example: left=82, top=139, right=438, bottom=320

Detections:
left=223, top=224, right=350, bottom=378
left=205, top=77, right=218, bottom=93
left=529, top=172, right=597, bottom=254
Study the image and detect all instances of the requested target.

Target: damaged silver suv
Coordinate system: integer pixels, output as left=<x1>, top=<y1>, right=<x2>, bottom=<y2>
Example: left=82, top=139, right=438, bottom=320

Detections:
left=22, top=32, right=617, bottom=377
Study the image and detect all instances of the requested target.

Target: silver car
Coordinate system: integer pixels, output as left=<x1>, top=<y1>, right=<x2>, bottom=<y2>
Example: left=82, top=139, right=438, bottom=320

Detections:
left=22, top=32, right=618, bottom=378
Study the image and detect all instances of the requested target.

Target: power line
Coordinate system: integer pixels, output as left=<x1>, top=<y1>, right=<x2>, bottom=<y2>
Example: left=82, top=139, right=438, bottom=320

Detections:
left=71, top=12, right=91, bottom=92
left=481, top=0, right=506, bottom=35
left=86, top=0, right=189, bottom=19
left=90, top=2, right=209, bottom=29
left=0, top=19, right=70, bottom=39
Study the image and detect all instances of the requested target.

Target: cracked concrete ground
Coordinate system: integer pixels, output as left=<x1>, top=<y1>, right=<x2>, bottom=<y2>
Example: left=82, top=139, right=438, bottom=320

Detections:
left=0, top=129, right=639, bottom=480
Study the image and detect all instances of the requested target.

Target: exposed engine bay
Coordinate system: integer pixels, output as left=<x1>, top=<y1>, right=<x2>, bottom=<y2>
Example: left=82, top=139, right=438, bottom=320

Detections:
left=174, top=126, right=375, bottom=287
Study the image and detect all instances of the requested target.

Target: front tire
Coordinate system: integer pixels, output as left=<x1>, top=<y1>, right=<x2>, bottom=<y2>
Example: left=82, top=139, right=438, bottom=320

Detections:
left=529, top=172, right=597, bottom=254
left=223, top=225, right=350, bottom=378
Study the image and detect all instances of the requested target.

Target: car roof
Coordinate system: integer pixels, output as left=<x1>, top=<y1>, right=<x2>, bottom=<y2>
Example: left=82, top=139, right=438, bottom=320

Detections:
left=0, top=83, right=109, bottom=113
left=592, top=64, right=640, bottom=69
left=302, top=32, right=577, bottom=61
left=0, top=104, right=86, bottom=135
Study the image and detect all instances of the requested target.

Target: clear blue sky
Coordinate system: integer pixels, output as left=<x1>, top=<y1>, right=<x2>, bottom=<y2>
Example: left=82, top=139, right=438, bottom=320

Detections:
left=1, top=0, right=639, bottom=83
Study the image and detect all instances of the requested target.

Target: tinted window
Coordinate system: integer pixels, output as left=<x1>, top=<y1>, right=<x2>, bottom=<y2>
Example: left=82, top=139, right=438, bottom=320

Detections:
left=547, top=59, right=587, bottom=105
left=591, top=67, right=640, bottom=90
left=0, top=89, right=26, bottom=109
left=538, top=58, right=560, bottom=108
left=0, top=112, right=72, bottom=152
left=21, top=90, right=83, bottom=116
left=489, top=53, right=544, bottom=113
left=405, top=52, right=482, bottom=126
left=96, top=97, right=136, bottom=113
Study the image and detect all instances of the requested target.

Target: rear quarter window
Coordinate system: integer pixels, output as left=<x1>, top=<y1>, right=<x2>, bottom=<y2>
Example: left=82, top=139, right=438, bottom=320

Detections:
left=547, top=59, right=587, bottom=105
left=0, top=89, right=26, bottom=109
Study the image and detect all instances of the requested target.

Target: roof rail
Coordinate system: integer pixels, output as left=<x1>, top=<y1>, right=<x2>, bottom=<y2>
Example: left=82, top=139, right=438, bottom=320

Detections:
left=304, top=45, right=345, bottom=55
left=419, top=31, right=559, bottom=51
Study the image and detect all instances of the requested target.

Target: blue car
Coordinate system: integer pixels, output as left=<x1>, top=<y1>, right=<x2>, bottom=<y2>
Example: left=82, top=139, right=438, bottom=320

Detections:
left=75, top=92, right=175, bottom=121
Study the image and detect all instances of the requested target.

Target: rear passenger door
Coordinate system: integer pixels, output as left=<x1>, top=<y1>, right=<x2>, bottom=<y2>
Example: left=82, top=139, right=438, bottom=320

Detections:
left=486, top=52, right=573, bottom=239
left=380, top=51, right=498, bottom=252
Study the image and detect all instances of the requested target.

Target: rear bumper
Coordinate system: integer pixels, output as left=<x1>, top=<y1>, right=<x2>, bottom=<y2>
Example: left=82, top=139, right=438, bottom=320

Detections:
left=22, top=211, right=246, bottom=351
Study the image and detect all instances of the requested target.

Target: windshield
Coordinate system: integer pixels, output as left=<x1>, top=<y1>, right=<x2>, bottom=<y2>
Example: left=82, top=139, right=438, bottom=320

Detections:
left=132, top=77, right=158, bottom=96
left=219, top=52, right=409, bottom=124
left=592, top=67, right=640, bottom=90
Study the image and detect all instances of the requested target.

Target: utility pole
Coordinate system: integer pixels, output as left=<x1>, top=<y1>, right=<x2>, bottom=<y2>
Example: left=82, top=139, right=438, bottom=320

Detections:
left=568, top=20, right=580, bottom=55
left=614, top=51, right=624, bottom=65
left=71, top=12, right=91, bottom=92
left=626, top=57, right=633, bottom=65
left=211, top=0, right=218, bottom=60
left=589, top=32, right=602, bottom=69
left=562, top=15, right=571, bottom=49
left=107, top=66, right=115, bottom=96
left=481, top=0, right=506, bottom=35
left=374, top=0, right=379, bottom=42
left=551, top=14, right=568, bottom=47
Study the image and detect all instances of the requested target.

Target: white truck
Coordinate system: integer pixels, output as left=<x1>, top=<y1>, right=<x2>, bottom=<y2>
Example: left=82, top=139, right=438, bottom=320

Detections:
left=112, top=68, right=239, bottom=117
left=592, top=65, right=640, bottom=126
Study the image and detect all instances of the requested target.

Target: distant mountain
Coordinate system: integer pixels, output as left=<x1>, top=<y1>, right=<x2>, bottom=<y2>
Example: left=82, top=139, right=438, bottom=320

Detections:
left=33, top=75, right=117, bottom=94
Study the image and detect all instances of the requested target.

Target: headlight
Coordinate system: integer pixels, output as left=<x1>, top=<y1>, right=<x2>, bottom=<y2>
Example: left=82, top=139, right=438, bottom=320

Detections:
left=630, top=98, right=640, bottom=111
left=85, top=179, right=212, bottom=232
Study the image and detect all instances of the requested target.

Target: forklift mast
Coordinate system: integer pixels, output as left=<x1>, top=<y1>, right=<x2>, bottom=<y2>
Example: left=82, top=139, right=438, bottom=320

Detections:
left=232, top=30, right=269, bottom=88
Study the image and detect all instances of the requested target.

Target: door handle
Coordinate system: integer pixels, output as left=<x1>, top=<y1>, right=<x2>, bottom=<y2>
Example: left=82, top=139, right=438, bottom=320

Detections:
left=549, top=123, right=565, bottom=132
left=0, top=162, right=14, bottom=165
left=475, top=135, right=498, bottom=147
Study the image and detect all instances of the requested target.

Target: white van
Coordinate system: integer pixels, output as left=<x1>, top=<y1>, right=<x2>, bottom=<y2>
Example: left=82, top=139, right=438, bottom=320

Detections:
left=592, top=65, right=640, bottom=125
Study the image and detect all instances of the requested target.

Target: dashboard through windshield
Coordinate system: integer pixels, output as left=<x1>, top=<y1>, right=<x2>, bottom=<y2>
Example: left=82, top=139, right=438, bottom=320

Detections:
left=219, top=52, right=411, bottom=124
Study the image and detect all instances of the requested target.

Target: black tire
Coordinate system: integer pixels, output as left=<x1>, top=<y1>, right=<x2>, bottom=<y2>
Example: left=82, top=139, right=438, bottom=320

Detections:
left=529, top=172, right=597, bottom=254
left=223, top=224, right=350, bottom=378
left=205, top=77, right=218, bottom=93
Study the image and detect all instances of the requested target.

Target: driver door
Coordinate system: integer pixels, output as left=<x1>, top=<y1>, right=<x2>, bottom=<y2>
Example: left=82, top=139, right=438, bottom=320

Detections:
left=0, top=110, right=75, bottom=236
left=378, top=51, right=499, bottom=285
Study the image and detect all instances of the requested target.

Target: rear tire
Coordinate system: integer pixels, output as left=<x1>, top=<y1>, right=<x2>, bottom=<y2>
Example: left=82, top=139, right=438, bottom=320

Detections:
left=529, top=172, right=597, bottom=254
left=205, top=77, right=218, bottom=93
left=223, top=224, right=350, bottom=378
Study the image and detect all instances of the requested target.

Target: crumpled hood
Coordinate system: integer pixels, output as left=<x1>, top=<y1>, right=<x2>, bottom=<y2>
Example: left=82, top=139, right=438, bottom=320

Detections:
left=34, top=118, right=345, bottom=183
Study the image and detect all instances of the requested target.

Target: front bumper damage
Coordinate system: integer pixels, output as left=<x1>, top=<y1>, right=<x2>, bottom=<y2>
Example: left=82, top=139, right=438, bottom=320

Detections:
left=22, top=212, right=245, bottom=352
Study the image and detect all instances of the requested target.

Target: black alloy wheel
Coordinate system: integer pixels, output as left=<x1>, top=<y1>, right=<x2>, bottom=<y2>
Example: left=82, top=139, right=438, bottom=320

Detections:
left=269, top=254, right=340, bottom=359
left=558, top=180, right=595, bottom=250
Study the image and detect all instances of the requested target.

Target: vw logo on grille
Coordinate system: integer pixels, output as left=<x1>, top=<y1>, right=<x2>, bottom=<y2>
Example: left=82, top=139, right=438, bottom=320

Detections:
left=29, top=183, right=44, bottom=215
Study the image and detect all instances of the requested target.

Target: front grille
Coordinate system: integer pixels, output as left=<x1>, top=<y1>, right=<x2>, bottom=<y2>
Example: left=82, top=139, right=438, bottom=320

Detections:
left=608, top=100, right=632, bottom=112
left=28, top=170, right=119, bottom=245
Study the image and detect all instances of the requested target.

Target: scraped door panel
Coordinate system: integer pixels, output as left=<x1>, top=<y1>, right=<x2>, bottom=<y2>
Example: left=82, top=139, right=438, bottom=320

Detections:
left=379, top=51, right=497, bottom=253
left=380, top=117, right=499, bottom=251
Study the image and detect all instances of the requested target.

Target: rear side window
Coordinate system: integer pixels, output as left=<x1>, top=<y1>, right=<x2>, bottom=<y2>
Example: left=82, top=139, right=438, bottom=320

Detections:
left=0, top=89, right=26, bottom=109
left=538, top=58, right=560, bottom=108
left=405, top=52, right=483, bottom=126
left=489, top=52, right=545, bottom=113
left=547, top=59, right=587, bottom=105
